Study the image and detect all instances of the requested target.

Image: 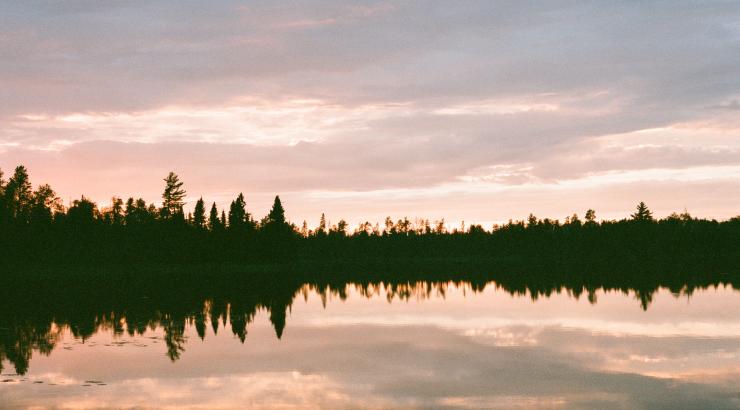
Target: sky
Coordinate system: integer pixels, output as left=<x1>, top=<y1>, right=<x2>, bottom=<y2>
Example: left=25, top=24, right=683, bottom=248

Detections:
left=1, top=1, right=739, bottom=227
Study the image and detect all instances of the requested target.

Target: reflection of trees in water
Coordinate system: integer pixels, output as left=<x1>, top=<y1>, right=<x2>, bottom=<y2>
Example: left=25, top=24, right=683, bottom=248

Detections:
left=0, top=270, right=736, bottom=374
left=0, top=321, right=61, bottom=375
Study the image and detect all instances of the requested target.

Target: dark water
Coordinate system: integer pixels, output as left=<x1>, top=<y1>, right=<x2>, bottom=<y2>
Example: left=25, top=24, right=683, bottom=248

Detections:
left=1, top=275, right=739, bottom=409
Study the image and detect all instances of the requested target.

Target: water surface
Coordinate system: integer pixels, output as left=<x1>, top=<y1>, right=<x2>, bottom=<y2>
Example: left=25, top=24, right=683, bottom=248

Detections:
left=1, top=277, right=739, bottom=409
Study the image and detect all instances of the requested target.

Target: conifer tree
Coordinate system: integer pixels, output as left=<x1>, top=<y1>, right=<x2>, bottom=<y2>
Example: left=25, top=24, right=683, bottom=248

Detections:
left=161, top=172, right=186, bottom=220
left=193, top=197, right=206, bottom=229
left=208, top=202, right=220, bottom=231
left=631, top=202, right=654, bottom=222
left=317, top=213, right=327, bottom=237
left=266, top=196, right=286, bottom=225
left=263, top=196, right=291, bottom=236
left=6, top=165, right=33, bottom=223
left=228, top=193, right=247, bottom=231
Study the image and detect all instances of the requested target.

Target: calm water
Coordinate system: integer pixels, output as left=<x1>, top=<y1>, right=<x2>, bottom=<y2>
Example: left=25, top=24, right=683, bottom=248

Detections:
left=1, top=280, right=739, bottom=409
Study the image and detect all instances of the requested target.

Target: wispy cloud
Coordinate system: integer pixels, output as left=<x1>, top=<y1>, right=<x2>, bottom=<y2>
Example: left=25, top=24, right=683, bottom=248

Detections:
left=1, top=1, right=739, bottom=222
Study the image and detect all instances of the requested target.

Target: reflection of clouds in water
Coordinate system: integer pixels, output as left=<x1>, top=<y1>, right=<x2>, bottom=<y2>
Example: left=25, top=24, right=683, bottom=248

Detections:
left=531, top=327, right=740, bottom=383
left=469, top=325, right=740, bottom=383
left=3, top=324, right=739, bottom=409
left=463, top=325, right=541, bottom=347
left=1, top=371, right=379, bottom=409
left=2, top=375, right=351, bottom=409
left=2, top=286, right=739, bottom=409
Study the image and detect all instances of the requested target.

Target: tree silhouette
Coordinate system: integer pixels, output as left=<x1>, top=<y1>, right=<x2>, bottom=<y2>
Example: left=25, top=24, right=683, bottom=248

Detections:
left=316, top=213, right=327, bottom=237
left=631, top=202, right=654, bottom=222
left=585, top=209, right=597, bottom=225
left=30, top=184, right=61, bottom=225
left=161, top=172, right=186, bottom=220
left=228, top=193, right=252, bottom=233
left=266, top=195, right=286, bottom=225
left=193, top=197, right=206, bottom=229
left=208, top=202, right=221, bottom=231
left=67, top=196, right=99, bottom=226
left=124, top=197, right=154, bottom=226
left=105, top=196, right=124, bottom=225
left=335, top=219, right=348, bottom=236
left=124, top=198, right=136, bottom=225
left=6, top=165, right=33, bottom=223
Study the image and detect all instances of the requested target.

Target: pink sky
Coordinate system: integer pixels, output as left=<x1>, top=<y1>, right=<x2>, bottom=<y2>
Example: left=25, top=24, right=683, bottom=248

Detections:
left=2, top=2, right=740, bottom=227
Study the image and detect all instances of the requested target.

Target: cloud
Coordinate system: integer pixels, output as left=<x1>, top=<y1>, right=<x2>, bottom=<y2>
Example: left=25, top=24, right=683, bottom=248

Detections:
left=1, top=1, right=740, bottom=222
left=2, top=1, right=739, bottom=115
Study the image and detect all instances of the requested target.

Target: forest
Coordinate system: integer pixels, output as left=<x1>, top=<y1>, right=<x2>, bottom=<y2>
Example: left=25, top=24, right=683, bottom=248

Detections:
left=0, top=164, right=738, bottom=269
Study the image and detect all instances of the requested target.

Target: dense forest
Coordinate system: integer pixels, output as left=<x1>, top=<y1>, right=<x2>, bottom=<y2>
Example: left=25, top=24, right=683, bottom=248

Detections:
left=0, top=164, right=738, bottom=269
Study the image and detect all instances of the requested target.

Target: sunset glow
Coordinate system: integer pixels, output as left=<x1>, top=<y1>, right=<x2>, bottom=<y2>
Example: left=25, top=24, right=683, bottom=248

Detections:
left=2, top=1, right=739, bottom=225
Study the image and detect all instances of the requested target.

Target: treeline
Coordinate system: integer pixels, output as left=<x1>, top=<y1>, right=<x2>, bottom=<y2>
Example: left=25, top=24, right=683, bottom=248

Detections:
left=0, top=164, right=738, bottom=268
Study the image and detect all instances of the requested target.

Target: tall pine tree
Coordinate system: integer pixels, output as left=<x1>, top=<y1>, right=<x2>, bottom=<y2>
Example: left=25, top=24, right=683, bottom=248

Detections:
left=6, top=165, right=33, bottom=223
left=208, top=202, right=221, bottom=231
left=161, top=172, right=186, bottom=220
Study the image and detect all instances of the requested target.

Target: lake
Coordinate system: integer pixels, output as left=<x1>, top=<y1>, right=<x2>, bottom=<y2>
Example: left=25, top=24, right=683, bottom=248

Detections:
left=1, top=273, right=738, bottom=409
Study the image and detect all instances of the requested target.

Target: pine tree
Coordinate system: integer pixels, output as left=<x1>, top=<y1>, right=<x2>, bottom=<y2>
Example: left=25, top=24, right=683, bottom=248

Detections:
left=317, top=213, right=327, bottom=237
left=125, top=197, right=152, bottom=226
left=267, top=196, right=286, bottom=225
left=161, top=172, right=186, bottom=220
left=6, top=165, right=33, bottom=223
left=631, top=202, right=654, bottom=222
left=193, top=197, right=206, bottom=229
left=262, top=196, right=292, bottom=238
left=208, top=202, right=220, bottom=231
left=228, top=193, right=247, bottom=230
